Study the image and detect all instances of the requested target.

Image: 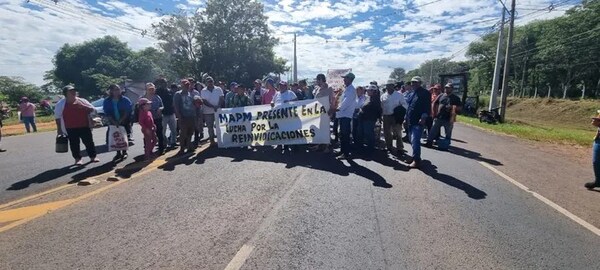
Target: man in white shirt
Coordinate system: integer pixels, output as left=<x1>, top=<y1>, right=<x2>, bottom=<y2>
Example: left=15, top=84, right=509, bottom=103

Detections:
left=200, top=77, right=224, bottom=145
left=271, top=81, right=297, bottom=106
left=353, top=86, right=367, bottom=146
left=381, top=83, right=408, bottom=153
left=335, top=72, right=357, bottom=159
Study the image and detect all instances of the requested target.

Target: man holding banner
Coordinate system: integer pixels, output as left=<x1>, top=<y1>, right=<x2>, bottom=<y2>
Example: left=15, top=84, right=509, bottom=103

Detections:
left=335, top=72, right=357, bottom=159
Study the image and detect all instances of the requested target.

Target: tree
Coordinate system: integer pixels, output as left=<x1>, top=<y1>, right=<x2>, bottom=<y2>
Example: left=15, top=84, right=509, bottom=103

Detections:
left=388, top=67, right=406, bottom=83
left=152, top=0, right=288, bottom=85
left=50, top=36, right=171, bottom=98
left=0, top=76, right=43, bottom=104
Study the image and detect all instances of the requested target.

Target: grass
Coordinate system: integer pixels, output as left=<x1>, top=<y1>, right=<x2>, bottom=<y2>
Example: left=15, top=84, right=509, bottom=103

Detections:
left=457, top=115, right=595, bottom=147
left=2, top=111, right=57, bottom=136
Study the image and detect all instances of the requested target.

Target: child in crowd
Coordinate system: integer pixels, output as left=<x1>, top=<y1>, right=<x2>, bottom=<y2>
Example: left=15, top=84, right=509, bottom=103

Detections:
left=138, top=98, right=158, bottom=160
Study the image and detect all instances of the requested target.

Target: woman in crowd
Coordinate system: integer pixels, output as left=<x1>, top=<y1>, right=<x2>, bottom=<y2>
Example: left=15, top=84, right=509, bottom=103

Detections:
left=138, top=98, right=158, bottom=160
left=142, top=83, right=165, bottom=154
left=103, top=84, right=133, bottom=161
left=18, top=97, right=37, bottom=133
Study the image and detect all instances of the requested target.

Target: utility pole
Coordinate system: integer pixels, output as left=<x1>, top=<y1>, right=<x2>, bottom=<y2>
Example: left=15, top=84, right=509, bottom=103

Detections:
left=499, top=0, right=516, bottom=122
left=293, top=32, right=298, bottom=83
left=489, top=9, right=506, bottom=111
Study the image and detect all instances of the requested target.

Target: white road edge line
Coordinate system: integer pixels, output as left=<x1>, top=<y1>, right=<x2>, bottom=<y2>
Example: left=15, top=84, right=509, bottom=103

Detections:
left=224, top=245, right=254, bottom=270
left=479, top=161, right=600, bottom=237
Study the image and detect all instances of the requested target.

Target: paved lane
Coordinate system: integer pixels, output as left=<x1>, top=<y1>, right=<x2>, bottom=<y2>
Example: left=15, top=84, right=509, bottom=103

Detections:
left=1, top=128, right=599, bottom=269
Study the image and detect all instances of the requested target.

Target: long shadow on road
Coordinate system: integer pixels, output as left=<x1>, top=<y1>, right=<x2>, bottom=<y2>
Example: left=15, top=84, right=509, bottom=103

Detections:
left=448, top=145, right=503, bottom=166
left=420, top=160, right=488, bottom=200
left=7, top=165, right=86, bottom=190
left=159, top=146, right=398, bottom=188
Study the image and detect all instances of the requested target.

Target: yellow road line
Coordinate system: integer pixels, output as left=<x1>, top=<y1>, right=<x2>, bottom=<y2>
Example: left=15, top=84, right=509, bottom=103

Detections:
left=0, top=184, right=76, bottom=210
left=0, top=144, right=211, bottom=234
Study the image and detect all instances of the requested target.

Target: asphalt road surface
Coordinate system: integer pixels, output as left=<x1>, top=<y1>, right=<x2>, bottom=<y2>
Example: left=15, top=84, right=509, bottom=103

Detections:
left=0, top=124, right=599, bottom=269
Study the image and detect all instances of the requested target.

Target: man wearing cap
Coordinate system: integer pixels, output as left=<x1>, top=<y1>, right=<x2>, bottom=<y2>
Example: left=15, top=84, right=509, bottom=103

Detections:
left=250, top=79, right=265, bottom=105
left=261, top=78, right=277, bottom=105
left=405, top=76, right=431, bottom=168
left=174, top=79, right=200, bottom=153
left=18, top=97, right=37, bottom=133
left=311, top=74, right=334, bottom=152
left=335, top=72, right=357, bottom=159
left=586, top=113, right=600, bottom=190
left=299, top=79, right=313, bottom=100
left=381, top=82, right=408, bottom=154
left=271, top=81, right=297, bottom=106
left=54, top=86, right=99, bottom=165
left=225, top=82, right=238, bottom=108
left=201, top=77, right=224, bottom=146
left=426, top=83, right=462, bottom=148
left=232, top=84, right=252, bottom=107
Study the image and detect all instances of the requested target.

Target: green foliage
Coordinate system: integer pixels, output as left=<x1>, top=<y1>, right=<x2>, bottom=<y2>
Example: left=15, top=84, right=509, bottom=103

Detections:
left=388, top=67, right=406, bottom=83
left=0, top=76, right=43, bottom=104
left=152, top=0, right=288, bottom=85
left=50, top=36, right=171, bottom=98
left=404, top=58, right=470, bottom=85
left=466, top=0, right=600, bottom=99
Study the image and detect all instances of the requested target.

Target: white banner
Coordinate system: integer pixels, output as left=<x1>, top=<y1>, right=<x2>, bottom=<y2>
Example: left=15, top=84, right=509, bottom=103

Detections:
left=326, top=68, right=352, bottom=91
left=216, top=97, right=331, bottom=148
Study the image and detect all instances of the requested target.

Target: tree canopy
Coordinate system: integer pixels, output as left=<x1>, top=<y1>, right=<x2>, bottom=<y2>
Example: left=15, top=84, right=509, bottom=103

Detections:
left=0, top=76, right=43, bottom=104
left=49, top=36, right=171, bottom=98
left=152, top=0, right=288, bottom=86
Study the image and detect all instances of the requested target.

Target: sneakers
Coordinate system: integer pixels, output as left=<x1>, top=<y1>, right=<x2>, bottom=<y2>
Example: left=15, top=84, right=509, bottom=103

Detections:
left=74, top=159, right=84, bottom=166
left=409, top=161, right=420, bottom=169
left=337, top=153, right=351, bottom=160
left=90, top=157, right=100, bottom=163
left=584, top=182, right=600, bottom=190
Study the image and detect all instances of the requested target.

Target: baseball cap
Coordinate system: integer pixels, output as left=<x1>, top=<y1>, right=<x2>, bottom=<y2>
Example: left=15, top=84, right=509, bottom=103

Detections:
left=63, top=85, right=76, bottom=92
left=180, top=79, right=190, bottom=85
left=279, top=80, right=288, bottom=86
left=230, top=82, right=238, bottom=88
left=342, top=72, right=356, bottom=80
left=205, top=76, right=214, bottom=82
left=444, top=83, right=453, bottom=88
left=369, top=81, right=378, bottom=86
left=367, top=85, right=378, bottom=91
left=254, top=79, right=262, bottom=84
left=138, top=98, right=152, bottom=106
left=411, top=76, right=423, bottom=83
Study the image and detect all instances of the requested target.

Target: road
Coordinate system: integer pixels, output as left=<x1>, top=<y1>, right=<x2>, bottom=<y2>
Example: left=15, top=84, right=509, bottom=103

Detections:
left=0, top=124, right=599, bottom=269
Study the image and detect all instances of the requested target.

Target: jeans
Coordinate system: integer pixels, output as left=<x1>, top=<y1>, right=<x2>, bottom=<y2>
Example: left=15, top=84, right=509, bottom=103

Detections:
left=338, top=117, right=352, bottom=155
left=66, top=127, right=96, bottom=160
left=383, top=115, right=403, bottom=150
left=162, top=114, right=177, bottom=145
left=409, top=125, right=424, bottom=162
left=203, top=114, right=216, bottom=141
left=593, top=140, right=600, bottom=183
left=22, top=116, right=37, bottom=133
left=427, top=118, right=454, bottom=143
left=332, top=116, right=339, bottom=141
left=352, top=117, right=363, bottom=146
left=362, top=120, right=376, bottom=152
left=154, top=118, right=165, bottom=151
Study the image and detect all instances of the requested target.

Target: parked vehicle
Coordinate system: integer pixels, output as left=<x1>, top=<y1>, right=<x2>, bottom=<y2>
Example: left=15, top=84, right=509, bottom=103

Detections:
left=91, top=98, right=109, bottom=127
left=479, top=107, right=501, bottom=124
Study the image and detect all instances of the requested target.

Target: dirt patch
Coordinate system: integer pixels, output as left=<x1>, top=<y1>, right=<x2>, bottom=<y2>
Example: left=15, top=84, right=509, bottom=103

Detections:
left=2, top=122, right=57, bottom=136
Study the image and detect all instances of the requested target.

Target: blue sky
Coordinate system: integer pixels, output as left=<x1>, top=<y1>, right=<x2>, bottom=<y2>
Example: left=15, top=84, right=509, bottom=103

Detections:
left=0, top=0, right=579, bottom=86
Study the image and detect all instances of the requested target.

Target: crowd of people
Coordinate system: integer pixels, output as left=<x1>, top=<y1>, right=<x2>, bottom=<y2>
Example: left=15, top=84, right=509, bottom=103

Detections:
left=46, top=71, right=464, bottom=169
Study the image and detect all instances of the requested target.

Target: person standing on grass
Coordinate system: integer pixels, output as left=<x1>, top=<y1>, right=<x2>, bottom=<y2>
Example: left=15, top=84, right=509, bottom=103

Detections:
left=142, top=83, right=165, bottom=155
left=201, top=77, right=224, bottom=146
left=137, top=98, right=158, bottom=160
left=586, top=112, right=600, bottom=190
left=18, top=97, right=37, bottom=133
left=405, top=76, right=431, bottom=168
left=54, top=86, right=99, bottom=165
left=103, top=84, right=132, bottom=161
left=335, top=72, right=357, bottom=159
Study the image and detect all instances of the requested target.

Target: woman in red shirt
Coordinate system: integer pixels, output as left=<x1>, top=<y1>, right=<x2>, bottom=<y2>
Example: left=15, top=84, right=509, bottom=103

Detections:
left=55, top=86, right=99, bottom=165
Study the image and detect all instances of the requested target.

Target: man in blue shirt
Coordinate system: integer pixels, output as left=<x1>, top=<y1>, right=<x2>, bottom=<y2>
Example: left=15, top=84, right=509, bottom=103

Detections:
left=405, top=76, right=431, bottom=168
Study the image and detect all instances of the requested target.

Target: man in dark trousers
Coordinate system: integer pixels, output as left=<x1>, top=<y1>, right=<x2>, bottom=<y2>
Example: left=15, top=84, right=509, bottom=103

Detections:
left=405, top=76, right=431, bottom=168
